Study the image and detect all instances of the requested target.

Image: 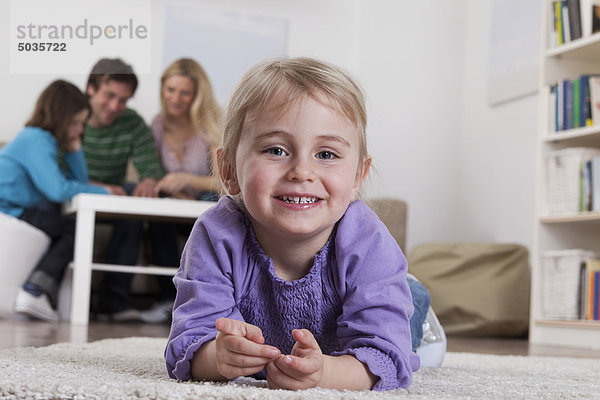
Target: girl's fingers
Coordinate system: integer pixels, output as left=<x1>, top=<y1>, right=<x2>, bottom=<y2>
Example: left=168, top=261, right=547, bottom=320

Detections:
left=268, top=329, right=321, bottom=379
left=244, top=323, right=267, bottom=344
left=219, top=334, right=280, bottom=360
left=292, top=329, right=318, bottom=349
left=218, top=345, right=277, bottom=368
left=216, top=334, right=280, bottom=379
left=216, top=318, right=266, bottom=344
left=216, top=317, right=246, bottom=336
left=272, top=353, right=320, bottom=377
left=267, top=361, right=311, bottom=391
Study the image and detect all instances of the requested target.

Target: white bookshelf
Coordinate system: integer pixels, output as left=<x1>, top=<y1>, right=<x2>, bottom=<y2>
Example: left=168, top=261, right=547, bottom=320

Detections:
left=530, top=2, right=600, bottom=349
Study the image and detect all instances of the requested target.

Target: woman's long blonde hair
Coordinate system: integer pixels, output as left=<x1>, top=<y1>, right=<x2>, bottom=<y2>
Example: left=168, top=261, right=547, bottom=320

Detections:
left=160, top=58, right=222, bottom=146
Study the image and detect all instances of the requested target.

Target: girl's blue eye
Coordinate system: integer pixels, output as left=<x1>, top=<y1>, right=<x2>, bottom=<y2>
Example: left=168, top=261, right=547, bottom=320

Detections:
left=266, top=147, right=287, bottom=156
left=316, top=151, right=336, bottom=160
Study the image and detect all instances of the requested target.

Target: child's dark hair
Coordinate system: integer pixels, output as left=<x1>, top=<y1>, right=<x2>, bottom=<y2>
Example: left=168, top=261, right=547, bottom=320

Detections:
left=26, top=79, right=90, bottom=147
left=86, top=57, right=138, bottom=95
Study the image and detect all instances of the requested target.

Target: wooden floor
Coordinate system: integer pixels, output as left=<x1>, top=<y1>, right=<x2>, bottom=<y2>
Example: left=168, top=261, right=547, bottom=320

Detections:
left=1, top=316, right=600, bottom=359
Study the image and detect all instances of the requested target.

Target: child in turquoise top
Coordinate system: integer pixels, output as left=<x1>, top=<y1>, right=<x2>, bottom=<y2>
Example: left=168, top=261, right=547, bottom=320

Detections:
left=0, top=80, right=110, bottom=322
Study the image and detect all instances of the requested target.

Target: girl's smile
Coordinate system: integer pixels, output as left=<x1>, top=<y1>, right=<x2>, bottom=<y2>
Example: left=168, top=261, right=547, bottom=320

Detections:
left=275, top=193, right=322, bottom=210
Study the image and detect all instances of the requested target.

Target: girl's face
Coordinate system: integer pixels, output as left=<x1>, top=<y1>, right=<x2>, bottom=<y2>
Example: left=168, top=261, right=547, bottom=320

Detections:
left=63, top=108, right=89, bottom=150
left=223, top=94, right=370, bottom=249
left=161, top=75, right=195, bottom=119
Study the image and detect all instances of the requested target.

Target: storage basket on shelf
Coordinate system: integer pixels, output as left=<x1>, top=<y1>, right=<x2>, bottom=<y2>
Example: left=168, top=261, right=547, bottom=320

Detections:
left=541, top=249, right=596, bottom=320
left=545, top=148, right=600, bottom=215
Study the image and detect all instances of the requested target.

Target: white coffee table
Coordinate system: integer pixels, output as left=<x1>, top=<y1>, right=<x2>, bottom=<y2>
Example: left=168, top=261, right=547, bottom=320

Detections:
left=62, top=193, right=214, bottom=325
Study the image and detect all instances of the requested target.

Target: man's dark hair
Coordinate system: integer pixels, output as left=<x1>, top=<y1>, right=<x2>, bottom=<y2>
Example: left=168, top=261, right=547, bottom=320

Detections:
left=86, top=58, right=138, bottom=95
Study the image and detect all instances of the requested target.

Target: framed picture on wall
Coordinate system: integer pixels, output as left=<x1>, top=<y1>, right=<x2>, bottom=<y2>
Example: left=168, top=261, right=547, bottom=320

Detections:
left=163, top=6, right=288, bottom=105
left=488, top=0, right=541, bottom=106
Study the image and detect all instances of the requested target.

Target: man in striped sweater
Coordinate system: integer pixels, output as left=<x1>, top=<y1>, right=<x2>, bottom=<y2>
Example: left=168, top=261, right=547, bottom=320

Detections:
left=83, top=58, right=165, bottom=321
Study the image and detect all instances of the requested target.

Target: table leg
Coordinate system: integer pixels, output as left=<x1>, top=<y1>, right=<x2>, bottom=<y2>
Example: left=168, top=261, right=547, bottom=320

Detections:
left=70, top=209, right=95, bottom=325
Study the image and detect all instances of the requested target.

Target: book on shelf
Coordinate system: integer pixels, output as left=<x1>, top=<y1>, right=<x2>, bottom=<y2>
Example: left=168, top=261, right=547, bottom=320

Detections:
left=594, top=271, right=600, bottom=319
left=550, top=0, right=600, bottom=45
left=549, top=85, right=557, bottom=132
left=581, top=0, right=600, bottom=36
left=565, top=79, right=574, bottom=130
left=549, top=1, right=558, bottom=47
left=581, top=75, right=593, bottom=126
left=594, top=5, right=600, bottom=32
left=580, top=259, right=600, bottom=320
left=557, top=82, right=564, bottom=130
left=581, top=159, right=591, bottom=211
left=567, top=0, right=583, bottom=39
left=594, top=158, right=600, bottom=210
left=549, top=75, right=600, bottom=133
left=579, top=157, right=600, bottom=211
left=574, top=77, right=581, bottom=128
left=554, top=1, right=566, bottom=45
left=590, top=76, right=600, bottom=126
left=563, top=3, right=572, bottom=42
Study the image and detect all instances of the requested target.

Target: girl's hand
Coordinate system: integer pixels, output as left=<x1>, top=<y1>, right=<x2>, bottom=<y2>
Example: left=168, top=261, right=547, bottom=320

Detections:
left=154, top=172, right=191, bottom=195
left=101, top=184, right=127, bottom=196
left=266, top=329, right=324, bottom=390
left=215, top=317, right=281, bottom=380
left=133, top=178, right=159, bottom=197
left=63, top=136, right=82, bottom=153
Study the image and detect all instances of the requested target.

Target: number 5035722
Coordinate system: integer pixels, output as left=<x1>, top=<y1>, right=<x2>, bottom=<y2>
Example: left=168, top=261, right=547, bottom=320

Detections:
left=18, top=42, right=66, bottom=51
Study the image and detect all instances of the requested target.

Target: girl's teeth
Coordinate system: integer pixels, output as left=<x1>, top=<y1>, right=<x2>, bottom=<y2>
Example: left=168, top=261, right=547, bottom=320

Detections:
left=280, top=196, right=317, bottom=204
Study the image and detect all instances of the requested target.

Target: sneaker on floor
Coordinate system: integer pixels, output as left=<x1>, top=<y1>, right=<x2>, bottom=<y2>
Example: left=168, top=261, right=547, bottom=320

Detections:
left=416, top=306, right=447, bottom=367
left=14, top=288, right=58, bottom=322
left=140, top=301, right=173, bottom=324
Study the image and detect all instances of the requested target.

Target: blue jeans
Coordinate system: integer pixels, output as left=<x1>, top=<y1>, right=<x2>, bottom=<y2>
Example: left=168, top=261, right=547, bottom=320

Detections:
left=408, top=277, right=431, bottom=352
left=19, top=200, right=75, bottom=307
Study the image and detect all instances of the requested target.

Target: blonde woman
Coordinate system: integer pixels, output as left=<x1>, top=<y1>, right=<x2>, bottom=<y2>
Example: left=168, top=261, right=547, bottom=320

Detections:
left=152, top=58, right=222, bottom=200
left=143, top=59, right=222, bottom=323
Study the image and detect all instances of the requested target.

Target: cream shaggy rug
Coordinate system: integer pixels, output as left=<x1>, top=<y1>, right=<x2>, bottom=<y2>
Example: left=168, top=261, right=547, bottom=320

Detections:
left=0, top=337, right=599, bottom=399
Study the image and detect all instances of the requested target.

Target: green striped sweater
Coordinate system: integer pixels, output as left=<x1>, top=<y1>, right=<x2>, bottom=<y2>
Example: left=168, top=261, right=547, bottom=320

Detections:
left=83, top=108, right=164, bottom=185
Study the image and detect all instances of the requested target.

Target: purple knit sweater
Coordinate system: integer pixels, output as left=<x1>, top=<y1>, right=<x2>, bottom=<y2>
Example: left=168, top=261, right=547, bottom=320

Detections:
left=165, top=196, right=419, bottom=390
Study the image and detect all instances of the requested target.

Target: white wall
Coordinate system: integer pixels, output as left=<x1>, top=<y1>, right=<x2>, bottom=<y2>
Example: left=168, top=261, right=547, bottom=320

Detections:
left=456, top=0, right=537, bottom=250
left=0, top=0, right=537, bottom=253
left=356, top=1, right=466, bottom=250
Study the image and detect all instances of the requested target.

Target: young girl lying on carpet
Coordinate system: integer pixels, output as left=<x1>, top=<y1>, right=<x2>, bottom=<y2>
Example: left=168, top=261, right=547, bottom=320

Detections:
left=165, top=57, right=431, bottom=391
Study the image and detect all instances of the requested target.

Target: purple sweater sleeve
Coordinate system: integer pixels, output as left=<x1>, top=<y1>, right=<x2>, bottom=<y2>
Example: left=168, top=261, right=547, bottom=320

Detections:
left=165, top=197, right=250, bottom=380
left=330, top=201, right=420, bottom=390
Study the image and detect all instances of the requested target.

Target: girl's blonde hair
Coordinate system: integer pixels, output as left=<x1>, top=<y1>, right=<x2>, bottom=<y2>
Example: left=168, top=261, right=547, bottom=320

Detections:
left=220, top=57, right=368, bottom=169
left=160, top=58, right=222, bottom=146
